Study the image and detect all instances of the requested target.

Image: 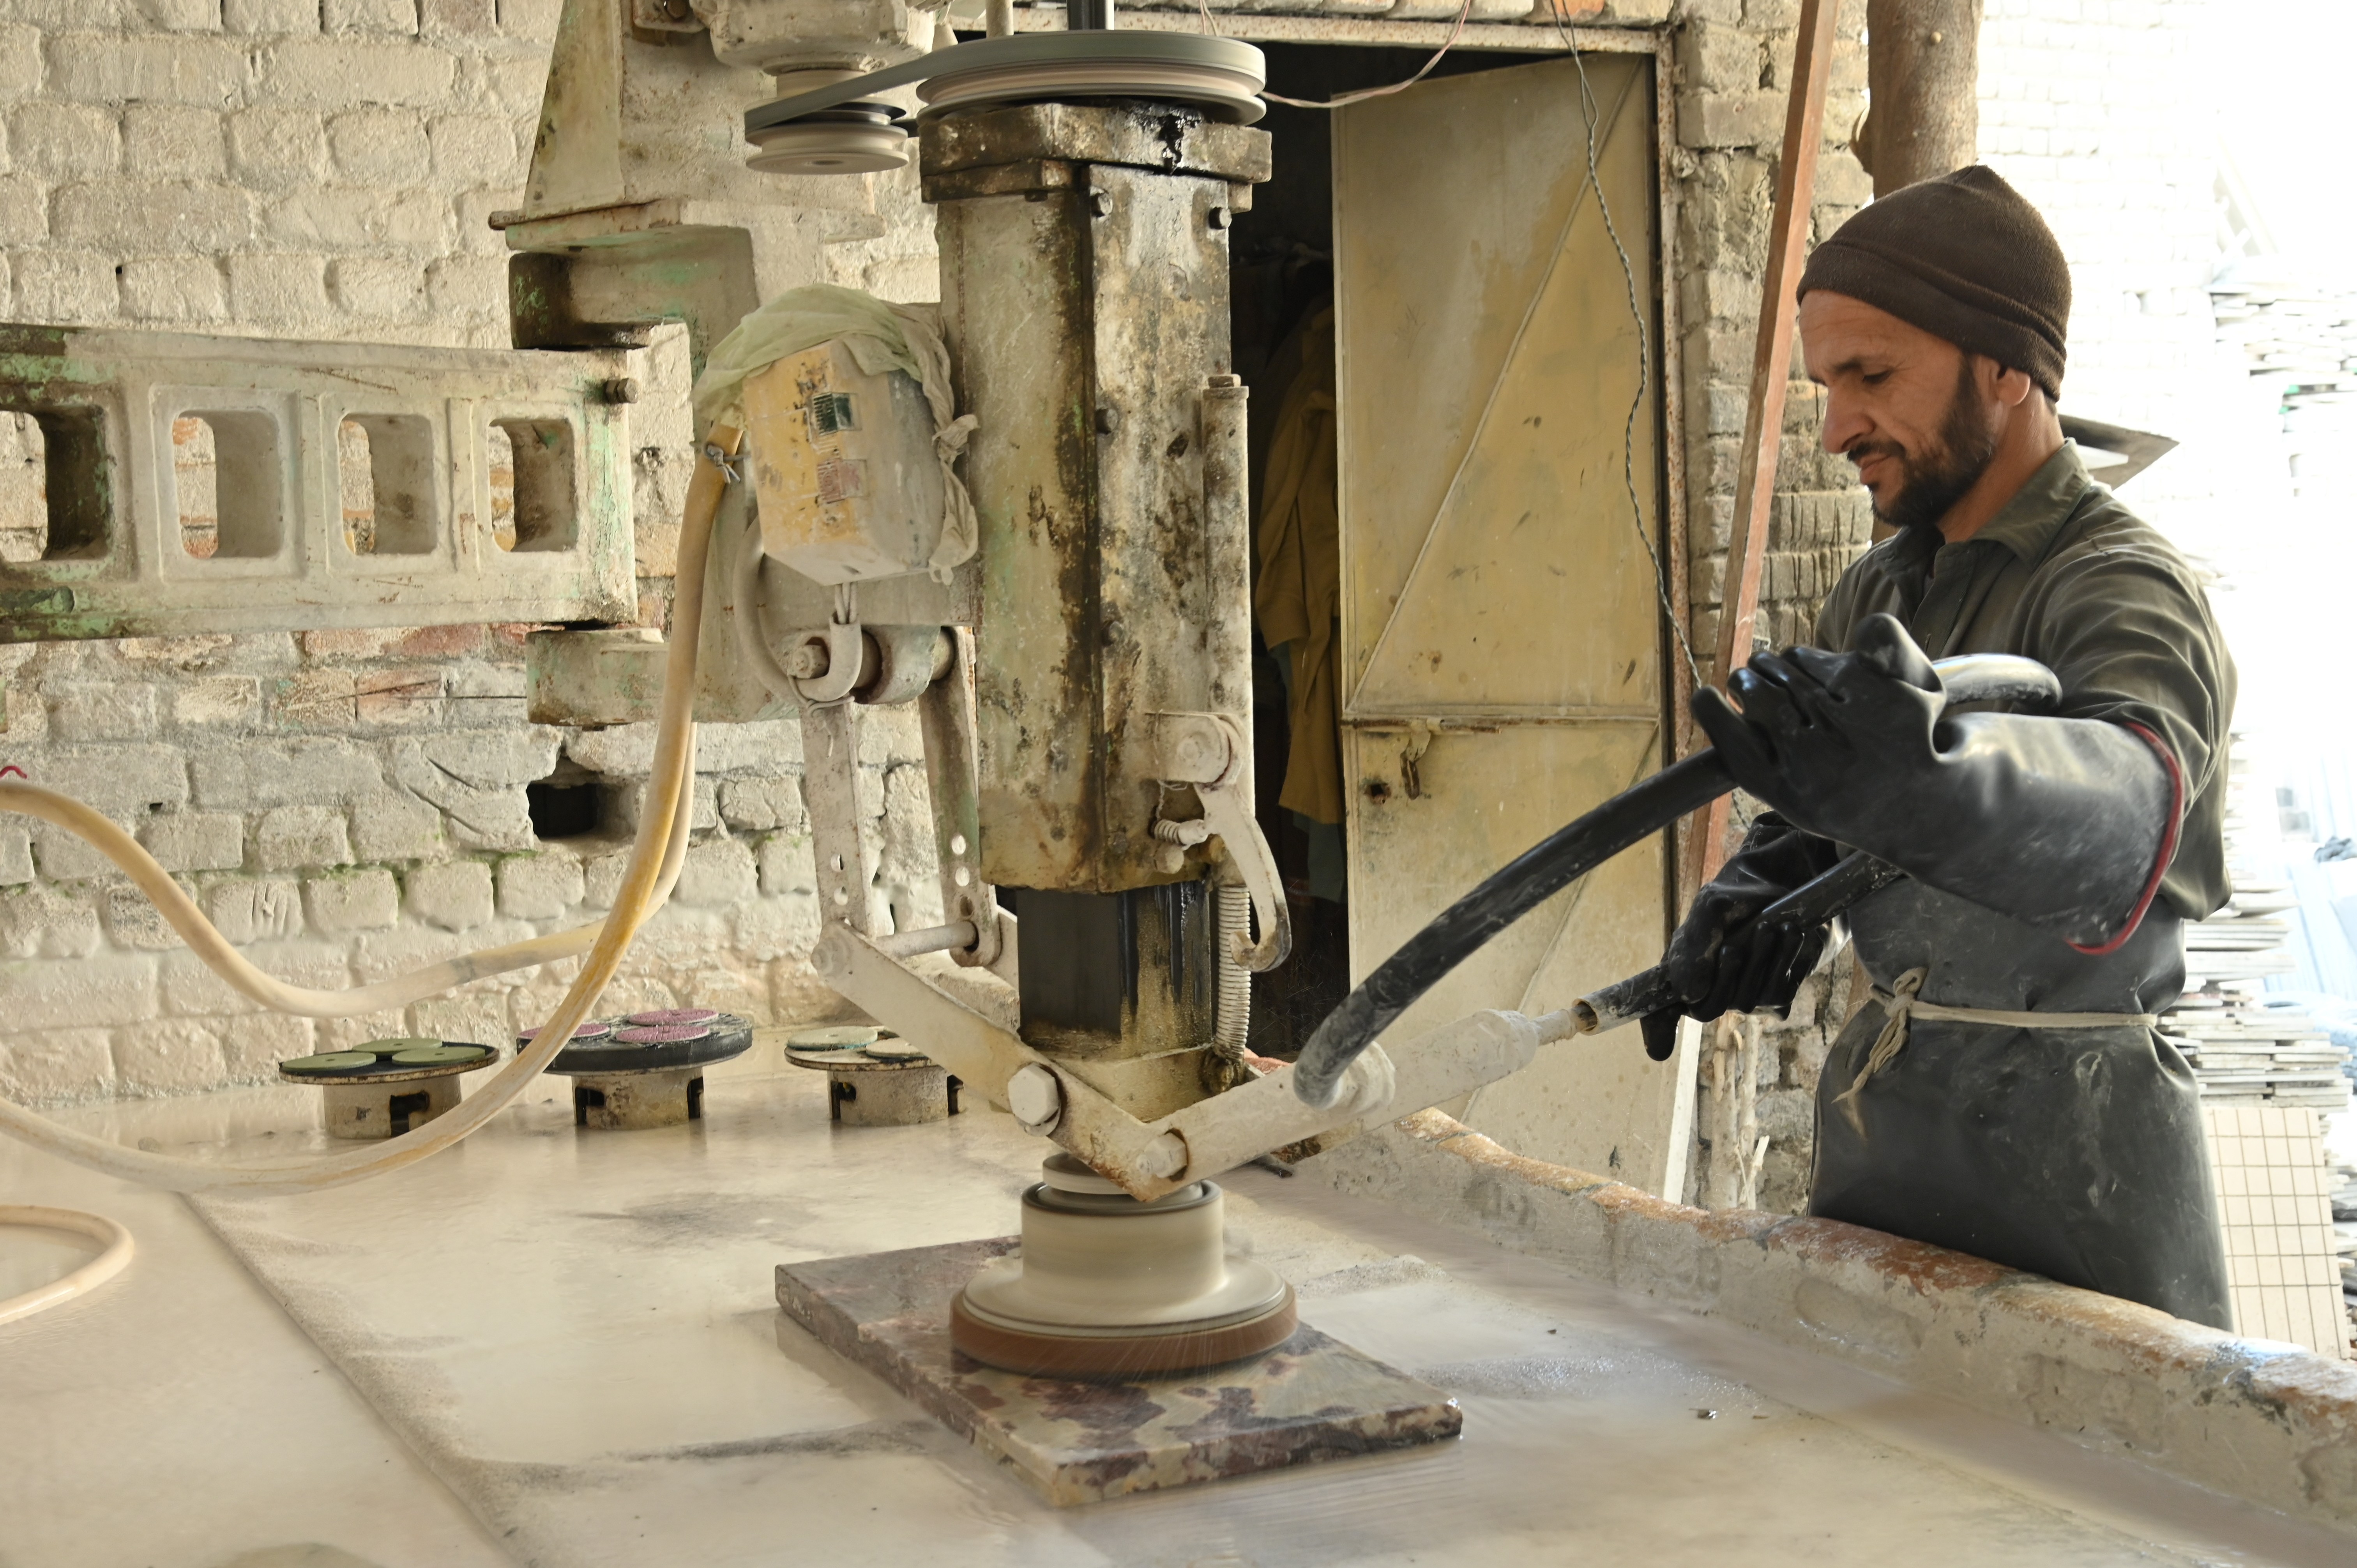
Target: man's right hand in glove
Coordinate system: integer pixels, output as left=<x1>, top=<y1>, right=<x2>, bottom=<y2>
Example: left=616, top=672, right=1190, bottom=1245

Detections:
left=1663, top=816, right=1843, bottom=1022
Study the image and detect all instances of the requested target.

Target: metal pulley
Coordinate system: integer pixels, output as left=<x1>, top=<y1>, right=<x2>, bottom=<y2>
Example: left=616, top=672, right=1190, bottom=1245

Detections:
left=742, top=31, right=1269, bottom=174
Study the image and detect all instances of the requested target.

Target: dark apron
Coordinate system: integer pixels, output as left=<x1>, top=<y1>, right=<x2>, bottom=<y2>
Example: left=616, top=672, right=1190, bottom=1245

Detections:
left=1811, top=877, right=2232, bottom=1330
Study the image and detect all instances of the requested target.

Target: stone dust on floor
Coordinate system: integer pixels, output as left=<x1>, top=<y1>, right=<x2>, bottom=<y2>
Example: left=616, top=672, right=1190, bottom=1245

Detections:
left=4, top=1047, right=2352, bottom=1568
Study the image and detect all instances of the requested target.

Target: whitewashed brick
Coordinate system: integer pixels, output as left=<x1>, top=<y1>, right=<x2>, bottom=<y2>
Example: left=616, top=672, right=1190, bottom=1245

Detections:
left=406, top=858, right=492, bottom=931
left=756, top=834, right=815, bottom=898
left=53, top=180, right=257, bottom=254
left=717, top=775, right=806, bottom=833
left=0, top=1030, right=117, bottom=1103
left=169, top=674, right=261, bottom=727
left=407, top=995, right=507, bottom=1050
left=328, top=107, right=429, bottom=182
left=259, top=39, right=458, bottom=107
left=205, top=876, right=304, bottom=944
left=192, top=737, right=380, bottom=809
left=161, top=938, right=345, bottom=1015
left=113, top=1019, right=228, bottom=1094
left=226, top=104, right=327, bottom=181
left=220, top=1011, right=314, bottom=1078
left=225, top=0, right=322, bottom=32
left=732, top=890, right=820, bottom=963
left=0, top=25, right=39, bottom=97
left=420, top=0, right=497, bottom=35
left=330, top=256, right=428, bottom=320
left=0, top=173, right=46, bottom=245
left=139, top=810, right=244, bottom=872
left=265, top=185, right=449, bottom=252
left=0, top=884, right=102, bottom=959
left=306, top=867, right=399, bottom=932
left=348, top=793, right=446, bottom=861
left=228, top=251, right=331, bottom=324
left=48, top=681, right=158, bottom=740
left=104, top=882, right=183, bottom=950
left=0, top=825, right=32, bottom=886
left=9, top=102, right=122, bottom=177
left=34, top=743, right=188, bottom=814
left=348, top=919, right=526, bottom=984
left=123, top=102, right=226, bottom=177
left=30, top=820, right=124, bottom=882
left=496, top=852, right=583, bottom=919
left=121, top=256, right=228, bottom=321
left=14, top=251, right=117, bottom=320
left=427, top=113, right=514, bottom=178
left=675, top=837, right=757, bottom=908
left=326, top=0, right=422, bottom=30
left=257, top=804, right=354, bottom=869
left=50, top=38, right=253, bottom=106
left=5, top=954, right=159, bottom=1029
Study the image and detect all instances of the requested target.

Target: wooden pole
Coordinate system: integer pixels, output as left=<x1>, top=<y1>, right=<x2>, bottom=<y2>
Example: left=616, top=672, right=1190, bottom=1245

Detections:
left=1858, top=0, right=1983, bottom=197
left=1684, top=0, right=1842, bottom=902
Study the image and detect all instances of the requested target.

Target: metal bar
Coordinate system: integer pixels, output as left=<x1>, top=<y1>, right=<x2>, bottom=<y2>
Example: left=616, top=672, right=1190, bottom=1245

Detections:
left=1021, top=9, right=1662, bottom=53
left=800, top=702, right=879, bottom=938
left=1689, top=0, right=1841, bottom=897
left=872, top=920, right=982, bottom=960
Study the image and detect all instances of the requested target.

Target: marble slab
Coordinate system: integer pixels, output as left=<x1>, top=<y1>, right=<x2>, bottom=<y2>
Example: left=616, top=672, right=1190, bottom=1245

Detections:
left=779, top=1237, right=1463, bottom=1505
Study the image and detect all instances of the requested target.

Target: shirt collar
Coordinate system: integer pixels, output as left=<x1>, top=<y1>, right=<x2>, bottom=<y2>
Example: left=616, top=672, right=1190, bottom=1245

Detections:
left=1956, top=441, right=2093, bottom=564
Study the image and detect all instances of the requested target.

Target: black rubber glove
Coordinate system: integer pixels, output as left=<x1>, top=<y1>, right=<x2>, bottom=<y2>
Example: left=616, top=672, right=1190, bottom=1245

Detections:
left=1690, top=613, right=2177, bottom=949
left=1663, top=814, right=1844, bottom=1022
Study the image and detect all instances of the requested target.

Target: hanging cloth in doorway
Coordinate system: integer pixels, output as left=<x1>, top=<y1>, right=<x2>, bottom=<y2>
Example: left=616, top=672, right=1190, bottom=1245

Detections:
left=1254, top=307, right=1343, bottom=826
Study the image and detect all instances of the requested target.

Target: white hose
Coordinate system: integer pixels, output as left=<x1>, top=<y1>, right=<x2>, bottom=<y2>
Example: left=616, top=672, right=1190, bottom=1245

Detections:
left=0, top=1205, right=133, bottom=1327
left=0, top=746, right=697, bottom=1018
left=0, top=427, right=744, bottom=1194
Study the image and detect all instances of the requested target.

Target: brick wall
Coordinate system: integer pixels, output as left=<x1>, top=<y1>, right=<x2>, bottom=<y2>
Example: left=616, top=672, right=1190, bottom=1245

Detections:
left=0, top=1, right=938, bottom=1103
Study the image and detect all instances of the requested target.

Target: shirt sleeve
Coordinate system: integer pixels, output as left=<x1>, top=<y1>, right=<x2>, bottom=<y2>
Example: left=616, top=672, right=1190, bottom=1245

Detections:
left=2015, top=527, right=2236, bottom=919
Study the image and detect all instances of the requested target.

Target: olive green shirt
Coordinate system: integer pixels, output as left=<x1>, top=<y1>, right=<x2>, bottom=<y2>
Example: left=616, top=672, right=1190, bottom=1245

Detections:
left=1815, top=442, right=2235, bottom=920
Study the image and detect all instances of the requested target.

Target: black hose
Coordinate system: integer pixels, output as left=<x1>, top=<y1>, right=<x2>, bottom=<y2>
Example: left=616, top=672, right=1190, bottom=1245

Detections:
left=1291, top=749, right=1733, bottom=1108
left=1288, top=650, right=2060, bottom=1109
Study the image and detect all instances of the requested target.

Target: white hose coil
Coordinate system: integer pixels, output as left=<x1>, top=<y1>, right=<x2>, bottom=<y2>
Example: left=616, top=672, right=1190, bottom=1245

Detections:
left=0, top=1205, right=133, bottom=1327
left=0, top=427, right=744, bottom=1195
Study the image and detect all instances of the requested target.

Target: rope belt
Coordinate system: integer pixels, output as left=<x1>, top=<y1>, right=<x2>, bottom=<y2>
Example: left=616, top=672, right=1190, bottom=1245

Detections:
left=1834, top=965, right=2160, bottom=1130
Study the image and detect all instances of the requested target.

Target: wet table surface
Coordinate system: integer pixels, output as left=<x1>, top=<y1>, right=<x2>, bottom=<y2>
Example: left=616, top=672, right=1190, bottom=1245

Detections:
left=4, top=1049, right=2353, bottom=1568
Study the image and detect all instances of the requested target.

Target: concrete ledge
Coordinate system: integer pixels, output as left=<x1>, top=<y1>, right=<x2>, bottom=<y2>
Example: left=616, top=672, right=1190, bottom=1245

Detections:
left=1302, top=1109, right=2357, bottom=1538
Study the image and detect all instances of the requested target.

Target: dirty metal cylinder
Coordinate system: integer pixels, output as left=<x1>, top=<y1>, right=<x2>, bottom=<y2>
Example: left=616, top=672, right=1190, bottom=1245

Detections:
left=923, top=100, right=1271, bottom=1091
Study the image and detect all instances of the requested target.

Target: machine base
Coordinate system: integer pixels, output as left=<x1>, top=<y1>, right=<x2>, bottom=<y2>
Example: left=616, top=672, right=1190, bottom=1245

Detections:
left=777, top=1237, right=1461, bottom=1506
left=947, top=1281, right=1297, bottom=1380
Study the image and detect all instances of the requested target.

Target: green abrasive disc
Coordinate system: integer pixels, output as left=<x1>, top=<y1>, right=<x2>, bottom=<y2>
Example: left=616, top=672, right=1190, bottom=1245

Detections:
left=388, top=1044, right=495, bottom=1067
left=786, top=1026, right=884, bottom=1051
left=279, top=1051, right=381, bottom=1076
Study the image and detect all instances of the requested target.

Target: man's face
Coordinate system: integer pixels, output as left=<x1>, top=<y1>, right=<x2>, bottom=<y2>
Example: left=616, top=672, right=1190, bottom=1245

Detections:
left=1798, top=291, right=2004, bottom=536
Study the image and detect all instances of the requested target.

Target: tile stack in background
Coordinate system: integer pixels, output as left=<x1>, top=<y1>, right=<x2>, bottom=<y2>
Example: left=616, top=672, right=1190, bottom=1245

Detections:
left=2167, top=733, right=2353, bottom=1114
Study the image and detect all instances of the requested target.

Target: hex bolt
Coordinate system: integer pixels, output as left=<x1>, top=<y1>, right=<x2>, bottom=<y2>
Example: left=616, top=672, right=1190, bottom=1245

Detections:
left=1207, top=205, right=1232, bottom=230
left=1007, top=1063, right=1064, bottom=1135
left=783, top=639, right=830, bottom=680
left=601, top=376, right=641, bottom=404
left=1095, top=404, right=1121, bottom=435
left=1090, top=190, right=1115, bottom=218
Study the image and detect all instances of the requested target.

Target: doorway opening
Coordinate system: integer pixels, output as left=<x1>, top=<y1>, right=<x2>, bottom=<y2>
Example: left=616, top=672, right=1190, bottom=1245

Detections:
left=1232, top=42, right=1552, bottom=1059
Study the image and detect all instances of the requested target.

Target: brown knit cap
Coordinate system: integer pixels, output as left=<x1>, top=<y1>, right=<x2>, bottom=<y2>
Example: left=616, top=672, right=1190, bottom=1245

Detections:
left=1797, top=166, right=2071, bottom=400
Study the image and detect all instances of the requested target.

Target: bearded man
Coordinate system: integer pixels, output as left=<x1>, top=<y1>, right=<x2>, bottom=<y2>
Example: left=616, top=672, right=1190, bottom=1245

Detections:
left=1665, top=166, right=2235, bottom=1327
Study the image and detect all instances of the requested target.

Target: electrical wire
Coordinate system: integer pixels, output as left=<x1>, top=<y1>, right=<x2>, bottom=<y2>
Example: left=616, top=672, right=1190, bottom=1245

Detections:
left=1260, top=0, right=1473, bottom=109
left=0, top=428, right=743, bottom=1195
left=1550, top=0, right=1703, bottom=694
left=0, top=1206, right=132, bottom=1327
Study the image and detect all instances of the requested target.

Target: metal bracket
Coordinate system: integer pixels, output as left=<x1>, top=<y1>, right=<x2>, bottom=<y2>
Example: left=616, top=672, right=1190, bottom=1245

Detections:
left=1152, top=712, right=1291, bottom=973
left=793, top=622, right=867, bottom=706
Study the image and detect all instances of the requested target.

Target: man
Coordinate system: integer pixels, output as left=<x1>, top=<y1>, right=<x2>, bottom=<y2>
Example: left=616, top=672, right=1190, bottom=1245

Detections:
left=1666, top=166, right=2235, bottom=1328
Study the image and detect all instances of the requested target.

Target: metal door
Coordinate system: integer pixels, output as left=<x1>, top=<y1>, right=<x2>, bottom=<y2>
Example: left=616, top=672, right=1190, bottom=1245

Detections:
left=1335, top=52, right=1685, bottom=1190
